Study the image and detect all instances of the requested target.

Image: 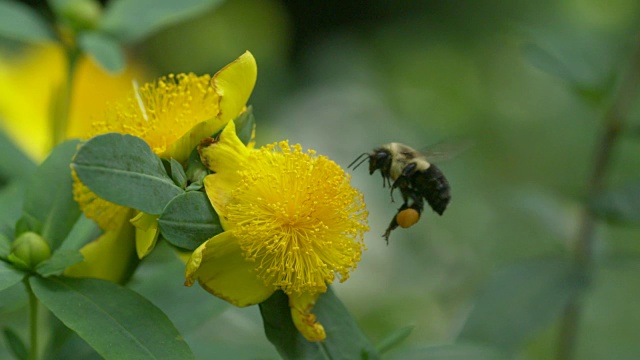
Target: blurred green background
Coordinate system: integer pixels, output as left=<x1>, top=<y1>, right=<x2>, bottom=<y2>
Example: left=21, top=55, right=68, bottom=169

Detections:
left=2, top=0, right=640, bottom=359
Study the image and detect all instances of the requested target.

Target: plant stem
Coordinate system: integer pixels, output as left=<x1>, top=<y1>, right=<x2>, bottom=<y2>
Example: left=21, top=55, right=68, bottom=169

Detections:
left=51, top=48, right=80, bottom=148
left=25, top=278, right=39, bottom=360
left=555, top=39, right=640, bottom=360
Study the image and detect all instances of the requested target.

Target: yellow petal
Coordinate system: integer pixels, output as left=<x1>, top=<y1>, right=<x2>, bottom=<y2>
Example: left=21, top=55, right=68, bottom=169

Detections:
left=160, top=116, right=228, bottom=163
left=213, top=51, right=257, bottom=122
left=185, top=231, right=274, bottom=307
left=200, top=121, right=249, bottom=223
left=64, top=220, right=137, bottom=283
left=289, top=292, right=326, bottom=342
left=130, top=212, right=160, bottom=259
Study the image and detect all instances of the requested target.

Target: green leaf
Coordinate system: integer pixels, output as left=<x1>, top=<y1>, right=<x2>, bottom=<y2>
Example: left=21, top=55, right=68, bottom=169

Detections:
left=30, top=276, right=193, bottom=359
left=185, top=148, right=208, bottom=185
left=169, top=158, right=187, bottom=189
left=77, top=31, right=125, bottom=74
left=375, top=325, right=414, bottom=354
left=591, top=182, right=640, bottom=225
left=0, top=261, right=25, bottom=292
left=129, top=242, right=229, bottom=334
left=71, top=133, right=184, bottom=215
left=0, top=128, right=37, bottom=184
left=35, top=249, right=83, bottom=277
left=3, top=327, right=28, bottom=360
left=522, top=43, right=578, bottom=84
left=0, top=233, right=10, bottom=258
left=57, top=214, right=102, bottom=252
left=234, top=106, right=255, bottom=146
left=22, top=140, right=82, bottom=249
left=260, top=287, right=379, bottom=360
left=0, top=182, right=25, bottom=239
left=158, top=191, right=221, bottom=250
left=458, top=257, right=584, bottom=352
left=0, top=1, right=54, bottom=43
left=100, top=0, right=223, bottom=44
left=386, top=343, right=506, bottom=360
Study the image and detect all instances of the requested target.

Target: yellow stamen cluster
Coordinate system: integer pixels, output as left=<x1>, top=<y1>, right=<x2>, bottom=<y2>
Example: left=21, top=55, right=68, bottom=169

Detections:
left=90, top=73, right=219, bottom=154
left=71, top=170, right=130, bottom=230
left=226, top=141, right=369, bottom=295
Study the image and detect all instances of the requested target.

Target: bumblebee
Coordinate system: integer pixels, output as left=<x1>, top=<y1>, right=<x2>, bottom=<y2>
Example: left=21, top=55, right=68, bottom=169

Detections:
left=349, top=143, right=451, bottom=242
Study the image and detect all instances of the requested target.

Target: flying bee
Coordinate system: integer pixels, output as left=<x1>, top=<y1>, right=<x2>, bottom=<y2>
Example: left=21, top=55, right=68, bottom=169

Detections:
left=349, top=141, right=468, bottom=243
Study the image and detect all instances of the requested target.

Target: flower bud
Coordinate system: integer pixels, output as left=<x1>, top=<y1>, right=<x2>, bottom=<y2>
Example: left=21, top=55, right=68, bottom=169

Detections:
left=9, top=232, right=51, bottom=270
left=54, top=0, right=102, bottom=32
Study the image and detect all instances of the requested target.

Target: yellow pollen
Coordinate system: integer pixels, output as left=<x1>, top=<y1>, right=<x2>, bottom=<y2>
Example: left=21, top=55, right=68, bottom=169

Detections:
left=225, top=141, right=369, bottom=295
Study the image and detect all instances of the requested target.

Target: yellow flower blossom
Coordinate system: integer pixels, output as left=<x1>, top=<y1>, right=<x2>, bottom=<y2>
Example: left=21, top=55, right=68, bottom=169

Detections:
left=72, top=51, right=256, bottom=254
left=185, top=121, right=369, bottom=341
left=68, top=52, right=257, bottom=279
left=0, top=44, right=147, bottom=160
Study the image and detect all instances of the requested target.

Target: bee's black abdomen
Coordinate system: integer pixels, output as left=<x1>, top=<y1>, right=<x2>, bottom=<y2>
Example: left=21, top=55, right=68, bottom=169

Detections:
left=420, top=165, right=451, bottom=215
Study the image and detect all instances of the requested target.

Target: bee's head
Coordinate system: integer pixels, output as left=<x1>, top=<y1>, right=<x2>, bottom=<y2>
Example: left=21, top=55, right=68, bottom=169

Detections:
left=368, top=148, right=392, bottom=175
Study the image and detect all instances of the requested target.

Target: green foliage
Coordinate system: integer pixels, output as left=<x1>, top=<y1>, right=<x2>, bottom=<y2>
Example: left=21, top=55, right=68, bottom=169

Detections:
left=592, top=182, right=640, bottom=224
left=375, top=325, right=414, bottom=354
left=2, top=327, right=27, bottom=360
left=234, top=106, right=256, bottom=146
left=22, top=140, right=82, bottom=249
left=158, top=191, right=222, bottom=251
left=99, top=0, right=223, bottom=44
left=0, top=262, right=25, bottom=293
left=0, top=126, right=36, bottom=185
left=260, top=288, right=379, bottom=360
left=35, top=249, right=83, bottom=277
left=71, top=133, right=184, bottom=215
left=168, top=158, right=188, bottom=189
left=31, top=276, right=194, bottom=359
left=0, top=183, right=24, bottom=240
left=77, top=31, right=125, bottom=74
left=0, top=1, right=54, bottom=43
left=386, top=343, right=506, bottom=360
left=458, top=258, right=585, bottom=352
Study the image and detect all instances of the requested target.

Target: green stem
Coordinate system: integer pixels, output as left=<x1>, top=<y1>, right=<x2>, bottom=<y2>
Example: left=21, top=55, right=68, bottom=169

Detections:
left=555, top=39, right=640, bottom=360
left=25, top=278, right=39, bottom=360
left=51, top=48, right=80, bottom=148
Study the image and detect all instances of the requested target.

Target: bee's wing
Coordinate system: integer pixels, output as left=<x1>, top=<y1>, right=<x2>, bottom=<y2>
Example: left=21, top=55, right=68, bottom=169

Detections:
left=420, top=138, right=474, bottom=163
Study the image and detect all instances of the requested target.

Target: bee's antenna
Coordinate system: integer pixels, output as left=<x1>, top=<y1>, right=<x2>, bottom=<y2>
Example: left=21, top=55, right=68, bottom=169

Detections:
left=348, top=153, right=370, bottom=170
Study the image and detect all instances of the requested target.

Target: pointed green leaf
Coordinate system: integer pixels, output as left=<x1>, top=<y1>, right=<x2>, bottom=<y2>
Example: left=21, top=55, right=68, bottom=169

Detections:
left=100, top=0, right=223, bottom=43
left=158, top=191, right=221, bottom=250
left=3, top=327, right=28, bottom=360
left=458, top=258, right=585, bottom=352
left=0, top=182, right=25, bottom=240
left=234, top=106, right=255, bottom=146
left=35, top=249, right=83, bottom=277
left=57, top=214, right=102, bottom=252
left=22, top=140, right=82, bottom=249
left=169, top=158, right=187, bottom=189
left=77, top=31, right=125, bottom=74
left=0, top=233, right=10, bottom=258
left=260, top=287, right=379, bottom=360
left=0, top=262, right=25, bottom=292
left=30, top=276, right=193, bottom=359
left=71, top=133, right=184, bottom=215
left=0, top=1, right=54, bottom=43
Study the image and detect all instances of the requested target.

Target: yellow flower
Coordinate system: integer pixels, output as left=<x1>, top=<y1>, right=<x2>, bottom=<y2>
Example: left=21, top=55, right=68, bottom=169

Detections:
left=67, top=52, right=257, bottom=280
left=185, top=121, right=369, bottom=341
left=0, top=44, right=147, bottom=161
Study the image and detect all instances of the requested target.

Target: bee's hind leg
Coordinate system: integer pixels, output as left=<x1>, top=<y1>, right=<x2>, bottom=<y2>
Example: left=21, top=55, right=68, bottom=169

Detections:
left=383, top=203, right=410, bottom=244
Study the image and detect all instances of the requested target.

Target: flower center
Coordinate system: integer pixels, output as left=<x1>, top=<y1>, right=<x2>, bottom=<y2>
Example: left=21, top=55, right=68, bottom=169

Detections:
left=90, top=73, right=218, bottom=155
left=226, top=141, right=369, bottom=295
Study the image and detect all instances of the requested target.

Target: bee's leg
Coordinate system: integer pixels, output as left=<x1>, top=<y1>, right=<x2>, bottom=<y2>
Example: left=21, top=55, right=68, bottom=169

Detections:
left=390, top=176, right=409, bottom=203
left=383, top=203, right=410, bottom=244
